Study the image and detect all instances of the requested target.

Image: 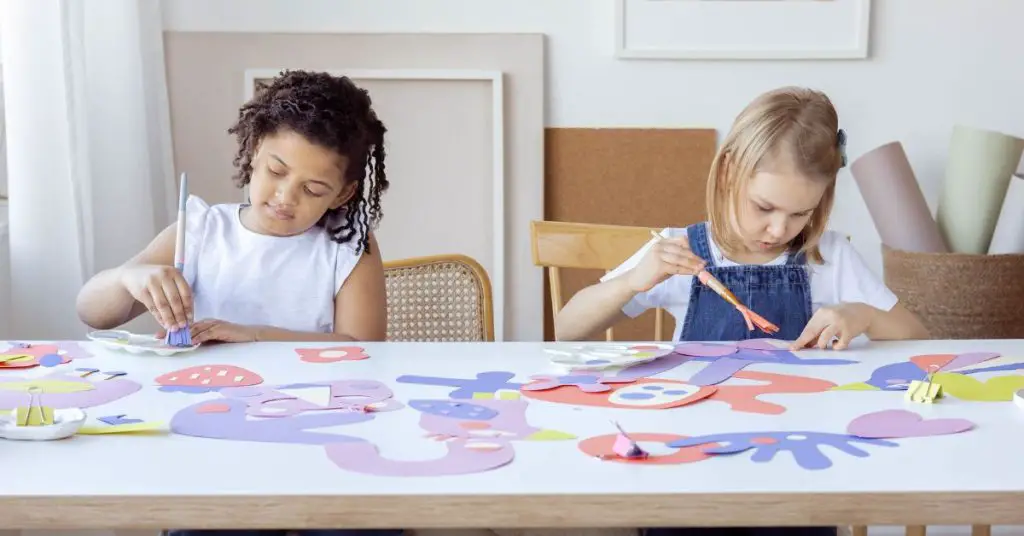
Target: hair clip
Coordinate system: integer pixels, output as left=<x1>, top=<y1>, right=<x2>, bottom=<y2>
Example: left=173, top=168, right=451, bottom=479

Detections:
left=837, top=128, right=848, bottom=168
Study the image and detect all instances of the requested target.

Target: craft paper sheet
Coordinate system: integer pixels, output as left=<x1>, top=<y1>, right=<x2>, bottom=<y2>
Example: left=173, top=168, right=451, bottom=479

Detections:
left=850, top=141, right=948, bottom=253
left=987, top=173, right=1024, bottom=254
left=936, top=125, right=1024, bottom=254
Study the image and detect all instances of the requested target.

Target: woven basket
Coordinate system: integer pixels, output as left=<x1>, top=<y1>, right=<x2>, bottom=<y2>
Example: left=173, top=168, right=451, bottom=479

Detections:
left=881, top=245, right=1024, bottom=339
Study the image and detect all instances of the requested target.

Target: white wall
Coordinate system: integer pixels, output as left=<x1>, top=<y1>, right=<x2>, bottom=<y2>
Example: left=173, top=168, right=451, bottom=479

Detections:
left=164, top=0, right=1024, bottom=276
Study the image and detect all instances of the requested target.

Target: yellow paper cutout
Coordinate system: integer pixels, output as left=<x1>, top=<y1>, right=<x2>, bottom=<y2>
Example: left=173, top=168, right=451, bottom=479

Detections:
left=525, top=429, right=576, bottom=441
left=15, top=405, right=55, bottom=426
left=932, top=372, right=1024, bottom=402
left=472, top=392, right=493, bottom=399
left=78, top=421, right=167, bottom=435
left=0, top=379, right=95, bottom=394
left=0, top=354, right=33, bottom=364
left=471, top=390, right=521, bottom=400
left=905, top=379, right=942, bottom=403
left=831, top=381, right=878, bottom=391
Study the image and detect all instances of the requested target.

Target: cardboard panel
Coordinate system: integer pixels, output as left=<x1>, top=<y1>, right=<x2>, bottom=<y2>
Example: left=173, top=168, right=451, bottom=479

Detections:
left=543, top=128, right=717, bottom=342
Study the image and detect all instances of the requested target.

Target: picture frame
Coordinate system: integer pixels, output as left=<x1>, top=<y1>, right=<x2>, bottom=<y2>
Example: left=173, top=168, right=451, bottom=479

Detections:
left=615, top=0, right=872, bottom=60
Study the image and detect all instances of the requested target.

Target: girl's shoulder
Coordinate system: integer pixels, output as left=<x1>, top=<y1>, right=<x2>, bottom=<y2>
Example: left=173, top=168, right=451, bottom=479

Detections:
left=813, top=230, right=857, bottom=264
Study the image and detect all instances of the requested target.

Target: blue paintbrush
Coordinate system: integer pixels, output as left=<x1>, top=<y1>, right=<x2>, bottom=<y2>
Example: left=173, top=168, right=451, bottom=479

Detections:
left=165, top=172, right=193, bottom=347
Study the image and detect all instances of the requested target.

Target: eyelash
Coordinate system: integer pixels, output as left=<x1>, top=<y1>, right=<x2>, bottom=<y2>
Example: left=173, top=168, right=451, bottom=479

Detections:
left=268, top=167, right=327, bottom=197
left=756, top=204, right=811, bottom=218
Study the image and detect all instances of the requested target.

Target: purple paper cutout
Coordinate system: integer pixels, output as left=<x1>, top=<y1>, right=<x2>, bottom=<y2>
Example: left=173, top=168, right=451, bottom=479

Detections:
left=735, top=339, right=792, bottom=352
left=963, top=362, right=1024, bottom=375
left=409, top=399, right=499, bottom=421
left=522, top=373, right=634, bottom=393
left=673, top=343, right=738, bottom=357
left=396, top=371, right=523, bottom=399
left=325, top=438, right=514, bottom=476
left=846, top=409, right=975, bottom=439
left=39, top=354, right=63, bottom=367
left=613, top=353, right=696, bottom=380
left=99, top=414, right=144, bottom=426
left=667, top=431, right=897, bottom=470
left=218, top=379, right=399, bottom=418
left=687, top=357, right=752, bottom=386
left=943, top=352, right=1002, bottom=371
left=0, top=372, right=142, bottom=409
left=859, top=361, right=929, bottom=390
left=158, top=385, right=219, bottom=394
left=412, top=397, right=549, bottom=440
left=170, top=398, right=371, bottom=445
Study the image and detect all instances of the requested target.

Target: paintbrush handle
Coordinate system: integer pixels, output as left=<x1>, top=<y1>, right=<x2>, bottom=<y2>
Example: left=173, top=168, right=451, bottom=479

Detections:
left=697, top=271, right=743, bottom=308
left=172, top=173, right=188, bottom=271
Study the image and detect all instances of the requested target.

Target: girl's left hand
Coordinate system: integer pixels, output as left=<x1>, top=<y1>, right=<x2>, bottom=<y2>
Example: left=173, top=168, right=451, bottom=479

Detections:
left=791, top=303, right=874, bottom=350
left=189, top=318, right=258, bottom=344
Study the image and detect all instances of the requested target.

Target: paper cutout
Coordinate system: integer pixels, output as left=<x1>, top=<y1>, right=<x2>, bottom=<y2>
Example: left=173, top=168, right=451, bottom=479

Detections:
left=171, top=398, right=373, bottom=444
left=709, top=371, right=837, bottom=415
left=522, top=378, right=715, bottom=410
left=79, top=421, right=166, bottom=434
left=611, top=422, right=649, bottom=459
left=0, top=372, right=142, bottom=410
left=396, top=371, right=524, bottom=399
left=0, top=342, right=92, bottom=369
left=98, top=414, right=145, bottom=426
left=296, top=346, right=369, bottom=363
left=325, top=438, right=515, bottom=476
left=673, top=342, right=739, bottom=357
left=521, top=373, right=635, bottom=393
left=846, top=409, right=974, bottom=439
left=667, top=431, right=898, bottom=470
left=834, top=351, right=1011, bottom=391
left=929, top=372, right=1024, bottom=402
left=545, top=343, right=675, bottom=370
left=579, top=433, right=716, bottom=464
left=412, top=397, right=574, bottom=442
left=221, top=380, right=403, bottom=417
left=154, top=364, right=264, bottom=393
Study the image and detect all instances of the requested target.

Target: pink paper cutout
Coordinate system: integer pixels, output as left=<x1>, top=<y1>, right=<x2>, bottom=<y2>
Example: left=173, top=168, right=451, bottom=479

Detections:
left=325, top=438, right=514, bottom=476
left=673, top=343, right=739, bottom=357
left=296, top=346, right=369, bottom=363
left=943, top=352, right=1001, bottom=371
left=521, top=373, right=634, bottom=393
left=155, top=364, right=264, bottom=393
left=846, top=409, right=975, bottom=439
left=735, top=339, right=793, bottom=352
left=611, top=422, right=648, bottom=459
left=0, top=372, right=141, bottom=409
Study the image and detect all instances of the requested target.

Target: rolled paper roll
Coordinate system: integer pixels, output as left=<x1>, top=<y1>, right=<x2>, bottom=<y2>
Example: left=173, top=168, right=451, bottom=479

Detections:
left=988, top=173, right=1024, bottom=254
left=850, top=141, right=947, bottom=253
left=936, top=125, right=1024, bottom=254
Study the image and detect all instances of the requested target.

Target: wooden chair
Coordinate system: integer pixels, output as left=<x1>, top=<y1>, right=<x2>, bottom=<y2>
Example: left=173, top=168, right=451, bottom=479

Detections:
left=383, top=253, right=495, bottom=342
left=530, top=220, right=667, bottom=341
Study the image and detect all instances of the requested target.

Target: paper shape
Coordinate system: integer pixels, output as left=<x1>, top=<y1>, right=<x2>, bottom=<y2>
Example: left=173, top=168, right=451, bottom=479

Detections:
left=672, top=343, right=739, bottom=357
left=667, top=431, right=898, bottom=471
left=988, top=173, right=1024, bottom=254
left=1, top=341, right=92, bottom=362
left=170, top=398, right=371, bottom=445
left=154, top=364, right=264, bottom=393
left=930, top=372, right=1024, bottom=402
left=296, top=346, right=369, bottom=363
left=905, top=379, right=942, bottom=403
left=411, top=397, right=575, bottom=443
left=396, top=371, right=524, bottom=399
left=98, top=414, right=145, bottom=426
left=850, top=141, right=948, bottom=253
left=611, top=423, right=648, bottom=459
left=0, top=372, right=142, bottom=410
left=220, top=380, right=401, bottom=417
left=834, top=351, right=1005, bottom=391
left=78, top=421, right=166, bottom=434
left=710, top=371, right=837, bottom=415
left=579, top=433, right=716, bottom=465
left=546, top=343, right=675, bottom=370
left=846, top=409, right=974, bottom=439
left=15, top=405, right=55, bottom=426
left=521, top=373, right=635, bottom=393
left=936, top=124, right=1024, bottom=254
left=735, top=338, right=795, bottom=351
left=324, top=438, right=515, bottom=477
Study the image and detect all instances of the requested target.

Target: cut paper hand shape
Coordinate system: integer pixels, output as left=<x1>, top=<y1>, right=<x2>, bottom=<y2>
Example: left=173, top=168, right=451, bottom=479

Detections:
left=296, top=346, right=369, bottom=364
left=396, top=371, right=524, bottom=399
left=0, top=371, right=142, bottom=410
left=617, top=339, right=856, bottom=386
left=521, top=371, right=833, bottom=415
left=325, top=393, right=572, bottom=477
left=833, top=351, right=1024, bottom=400
left=0, top=342, right=92, bottom=369
left=666, top=431, right=899, bottom=471
left=154, top=364, right=264, bottom=393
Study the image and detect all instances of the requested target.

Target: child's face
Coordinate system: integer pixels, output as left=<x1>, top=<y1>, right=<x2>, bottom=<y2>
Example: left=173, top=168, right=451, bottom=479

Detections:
left=246, top=129, right=356, bottom=236
left=735, top=157, right=826, bottom=256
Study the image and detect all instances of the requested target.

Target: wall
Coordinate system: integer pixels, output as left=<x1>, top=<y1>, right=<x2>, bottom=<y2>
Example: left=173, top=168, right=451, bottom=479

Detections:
left=163, top=0, right=1024, bottom=277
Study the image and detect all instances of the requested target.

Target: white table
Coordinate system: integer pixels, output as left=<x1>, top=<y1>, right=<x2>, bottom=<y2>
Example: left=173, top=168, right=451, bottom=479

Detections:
left=1, top=338, right=1023, bottom=531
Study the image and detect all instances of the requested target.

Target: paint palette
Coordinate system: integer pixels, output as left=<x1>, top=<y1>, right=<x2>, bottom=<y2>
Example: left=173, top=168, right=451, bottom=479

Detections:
left=544, top=343, right=675, bottom=371
left=87, top=330, right=199, bottom=356
left=0, top=407, right=87, bottom=441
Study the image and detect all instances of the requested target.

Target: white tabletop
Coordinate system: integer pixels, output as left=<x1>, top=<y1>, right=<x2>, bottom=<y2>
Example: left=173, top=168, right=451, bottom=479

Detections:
left=2, top=338, right=1024, bottom=529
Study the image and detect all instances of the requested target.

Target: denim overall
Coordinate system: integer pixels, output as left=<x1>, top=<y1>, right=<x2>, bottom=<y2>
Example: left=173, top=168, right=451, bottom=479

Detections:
left=642, top=223, right=835, bottom=536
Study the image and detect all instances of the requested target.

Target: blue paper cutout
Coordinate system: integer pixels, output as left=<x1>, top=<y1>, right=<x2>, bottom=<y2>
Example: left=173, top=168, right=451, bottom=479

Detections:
left=408, top=400, right=499, bottom=421
left=396, top=371, right=523, bottom=399
left=159, top=385, right=219, bottom=394
left=860, top=361, right=929, bottom=390
left=963, top=363, right=1024, bottom=375
left=38, top=354, right=63, bottom=367
left=98, top=414, right=145, bottom=426
left=667, top=431, right=897, bottom=470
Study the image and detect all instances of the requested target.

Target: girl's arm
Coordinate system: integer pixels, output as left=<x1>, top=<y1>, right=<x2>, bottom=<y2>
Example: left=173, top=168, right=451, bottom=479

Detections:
left=554, top=276, right=635, bottom=341
left=863, top=301, right=930, bottom=340
left=251, top=232, right=387, bottom=343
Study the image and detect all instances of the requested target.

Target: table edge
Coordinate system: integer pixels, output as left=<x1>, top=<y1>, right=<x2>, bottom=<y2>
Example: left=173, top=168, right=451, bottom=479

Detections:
left=3, top=492, right=1024, bottom=528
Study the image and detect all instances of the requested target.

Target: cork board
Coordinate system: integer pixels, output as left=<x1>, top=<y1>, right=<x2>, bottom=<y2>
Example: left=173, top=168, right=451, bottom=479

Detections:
left=543, top=127, right=718, bottom=342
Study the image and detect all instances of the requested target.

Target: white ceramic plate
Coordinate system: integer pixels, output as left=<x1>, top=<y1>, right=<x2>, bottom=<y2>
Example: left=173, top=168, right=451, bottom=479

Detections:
left=87, top=330, right=199, bottom=356
left=0, top=407, right=87, bottom=441
left=544, top=343, right=675, bottom=371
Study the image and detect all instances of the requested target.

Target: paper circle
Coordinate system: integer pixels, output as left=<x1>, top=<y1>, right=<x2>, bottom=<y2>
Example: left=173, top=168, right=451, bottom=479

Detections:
left=578, top=433, right=716, bottom=464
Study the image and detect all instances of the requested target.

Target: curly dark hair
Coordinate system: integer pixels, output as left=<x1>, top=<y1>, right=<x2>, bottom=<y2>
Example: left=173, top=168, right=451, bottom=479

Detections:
left=228, top=69, right=388, bottom=254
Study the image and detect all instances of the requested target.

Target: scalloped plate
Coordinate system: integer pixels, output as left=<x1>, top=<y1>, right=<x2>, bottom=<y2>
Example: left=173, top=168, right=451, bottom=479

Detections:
left=87, top=330, right=199, bottom=356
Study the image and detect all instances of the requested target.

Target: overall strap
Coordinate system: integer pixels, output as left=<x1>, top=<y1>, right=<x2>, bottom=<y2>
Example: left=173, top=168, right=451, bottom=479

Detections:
left=686, top=222, right=715, bottom=267
left=785, top=248, right=808, bottom=265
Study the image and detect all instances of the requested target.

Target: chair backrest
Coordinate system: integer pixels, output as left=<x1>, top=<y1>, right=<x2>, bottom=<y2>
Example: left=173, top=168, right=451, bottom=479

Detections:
left=530, top=220, right=666, bottom=341
left=383, top=254, right=494, bottom=342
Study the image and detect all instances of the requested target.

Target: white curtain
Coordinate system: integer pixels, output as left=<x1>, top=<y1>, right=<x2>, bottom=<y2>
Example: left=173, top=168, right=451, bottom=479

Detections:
left=0, top=0, right=176, bottom=340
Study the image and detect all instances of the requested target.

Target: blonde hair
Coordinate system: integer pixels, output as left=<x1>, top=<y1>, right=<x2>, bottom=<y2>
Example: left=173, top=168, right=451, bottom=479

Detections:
left=705, top=86, right=845, bottom=264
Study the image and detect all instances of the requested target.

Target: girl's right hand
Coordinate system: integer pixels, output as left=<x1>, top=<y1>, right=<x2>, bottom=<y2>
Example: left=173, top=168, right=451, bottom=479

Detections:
left=118, top=264, right=193, bottom=330
left=625, top=235, right=707, bottom=293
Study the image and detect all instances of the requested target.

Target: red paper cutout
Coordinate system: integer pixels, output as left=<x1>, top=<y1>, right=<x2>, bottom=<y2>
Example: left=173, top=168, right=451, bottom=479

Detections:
left=578, top=433, right=717, bottom=464
left=909, top=354, right=957, bottom=371
left=296, top=346, right=369, bottom=363
left=196, top=403, right=231, bottom=414
left=154, top=364, right=264, bottom=393
left=711, top=371, right=836, bottom=415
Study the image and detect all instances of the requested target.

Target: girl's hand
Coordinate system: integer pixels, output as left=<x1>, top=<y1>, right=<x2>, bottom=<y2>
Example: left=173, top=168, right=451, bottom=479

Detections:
left=119, top=264, right=193, bottom=331
left=190, top=319, right=258, bottom=344
left=791, top=302, right=874, bottom=350
left=625, top=235, right=707, bottom=292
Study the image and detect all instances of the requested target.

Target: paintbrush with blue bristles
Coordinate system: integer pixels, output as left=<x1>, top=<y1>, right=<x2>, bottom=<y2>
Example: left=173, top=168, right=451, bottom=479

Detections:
left=165, top=172, right=193, bottom=347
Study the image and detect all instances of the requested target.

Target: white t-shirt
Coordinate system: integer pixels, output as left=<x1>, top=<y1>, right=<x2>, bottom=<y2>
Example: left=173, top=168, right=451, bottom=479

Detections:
left=181, top=195, right=363, bottom=333
left=600, top=226, right=899, bottom=341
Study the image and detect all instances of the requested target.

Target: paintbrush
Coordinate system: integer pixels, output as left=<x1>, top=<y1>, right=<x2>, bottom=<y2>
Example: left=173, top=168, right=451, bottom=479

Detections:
left=165, top=172, right=193, bottom=347
left=650, top=230, right=779, bottom=335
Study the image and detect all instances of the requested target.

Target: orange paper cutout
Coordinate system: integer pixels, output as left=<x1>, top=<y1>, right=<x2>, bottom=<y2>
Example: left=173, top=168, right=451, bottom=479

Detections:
left=909, top=354, right=957, bottom=371
left=521, top=378, right=715, bottom=410
left=296, top=346, right=369, bottom=364
left=711, top=371, right=837, bottom=414
left=579, top=433, right=719, bottom=464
